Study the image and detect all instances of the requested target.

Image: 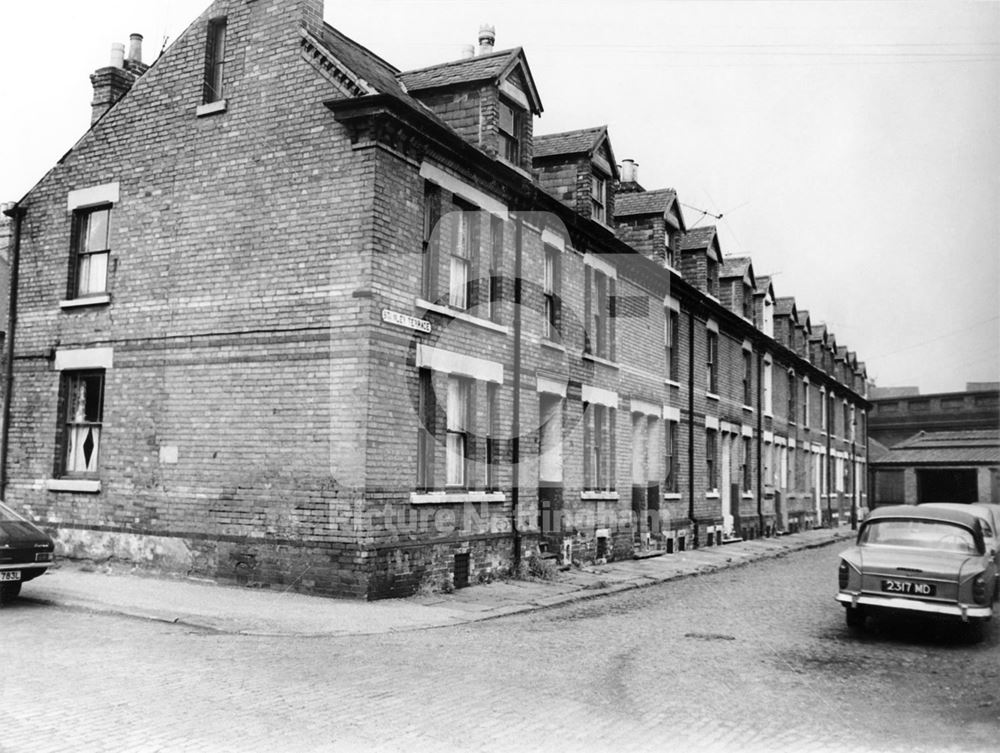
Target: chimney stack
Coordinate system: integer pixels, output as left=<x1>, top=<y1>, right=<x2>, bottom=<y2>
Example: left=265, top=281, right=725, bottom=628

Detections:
left=127, top=33, right=143, bottom=65
left=90, top=36, right=148, bottom=125
left=477, top=24, right=495, bottom=55
left=110, top=43, right=125, bottom=69
left=621, top=159, right=638, bottom=184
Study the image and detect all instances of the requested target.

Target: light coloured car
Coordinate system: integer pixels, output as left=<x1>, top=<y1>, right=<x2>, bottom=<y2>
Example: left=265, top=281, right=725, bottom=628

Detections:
left=836, top=505, right=998, bottom=639
left=918, top=503, right=1000, bottom=570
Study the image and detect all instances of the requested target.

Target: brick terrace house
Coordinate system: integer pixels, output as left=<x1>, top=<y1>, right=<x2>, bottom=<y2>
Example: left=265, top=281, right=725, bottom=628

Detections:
left=1, top=0, right=871, bottom=598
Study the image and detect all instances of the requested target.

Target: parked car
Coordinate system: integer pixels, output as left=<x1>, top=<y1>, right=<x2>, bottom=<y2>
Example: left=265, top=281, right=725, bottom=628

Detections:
left=917, top=503, right=1000, bottom=570
left=0, top=501, right=55, bottom=603
left=836, top=504, right=998, bottom=637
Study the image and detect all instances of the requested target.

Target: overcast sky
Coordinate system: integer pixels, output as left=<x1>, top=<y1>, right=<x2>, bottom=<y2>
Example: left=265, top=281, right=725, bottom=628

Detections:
left=1, top=1, right=997, bottom=394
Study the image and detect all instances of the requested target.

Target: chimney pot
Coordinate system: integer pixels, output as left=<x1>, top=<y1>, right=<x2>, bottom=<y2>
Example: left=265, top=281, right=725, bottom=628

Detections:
left=621, top=159, right=638, bottom=184
left=127, top=33, right=143, bottom=64
left=477, top=23, right=495, bottom=55
left=110, top=42, right=125, bottom=68
left=460, top=44, right=475, bottom=59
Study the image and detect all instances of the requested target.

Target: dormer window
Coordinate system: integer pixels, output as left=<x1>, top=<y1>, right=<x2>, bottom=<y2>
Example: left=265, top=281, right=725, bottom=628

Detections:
left=591, top=173, right=607, bottom=224
left=498, top=101, right=522, bottom=164
left=707, top=257, right=719, bottom=297
left=742, top=283, right=752, bottom=319
left=665, top=230, right=675, bottom=268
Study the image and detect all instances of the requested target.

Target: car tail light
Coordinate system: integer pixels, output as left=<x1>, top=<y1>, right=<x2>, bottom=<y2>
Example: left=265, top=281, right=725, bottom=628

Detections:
left=973, top=575, right=988, bottom=605
left=839, top=560, right=849, bottom=589
left=35, top=552, right=53, bottom=563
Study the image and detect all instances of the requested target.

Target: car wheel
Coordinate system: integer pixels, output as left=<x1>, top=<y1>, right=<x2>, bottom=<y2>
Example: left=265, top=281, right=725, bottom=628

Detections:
left=0, top=582, right=22, bottom=604
left=845, top=606, right=865, bottom=630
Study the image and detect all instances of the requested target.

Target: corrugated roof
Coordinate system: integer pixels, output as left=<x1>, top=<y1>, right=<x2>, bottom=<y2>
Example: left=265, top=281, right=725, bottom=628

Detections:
left=398, top=48, right=521, bottom=91
left=614, top=188, right=677, bottom=217
left=533, top=126, right=607, bottom=159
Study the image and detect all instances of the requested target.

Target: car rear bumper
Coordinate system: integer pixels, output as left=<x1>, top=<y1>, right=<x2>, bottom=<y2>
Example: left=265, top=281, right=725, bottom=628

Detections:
left=836, top=592, right=992, bottom=622
left=0, top=562, right=51, bottom=572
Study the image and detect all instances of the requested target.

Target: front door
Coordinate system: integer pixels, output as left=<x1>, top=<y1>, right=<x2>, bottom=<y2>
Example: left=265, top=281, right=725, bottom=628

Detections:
left=721, top=433, right=733, bottom=536
left=814, top=452, right=823, bottom=522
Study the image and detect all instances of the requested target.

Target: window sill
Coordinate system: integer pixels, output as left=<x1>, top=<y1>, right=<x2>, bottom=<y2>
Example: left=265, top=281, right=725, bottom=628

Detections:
left=540, top=339, right=566, bottom=353
left=706, top=392, right=720, bottom=401
left=416, top=299, right=510, bottom=335
left=706, top=491, right=720, bottom=499
left=764, top=412, right=774, bottom=419
left=662, top=492, right=682, bottom=501
left=410, top=491, right=506, bottom=505
left=665, top=379, right=681, bottom=388
left=581, top=490, right=619, bottom=501
left=46, top=478, right=101, bottom=494
left=742, top=404, right=754, bottom=413
left=582, top=353, right=619, bottom=370
left=196, top=99, right=227, bottom=117
left=742, top=492, right=754, bottom=499
left=60, top=294, right=110, bottom=310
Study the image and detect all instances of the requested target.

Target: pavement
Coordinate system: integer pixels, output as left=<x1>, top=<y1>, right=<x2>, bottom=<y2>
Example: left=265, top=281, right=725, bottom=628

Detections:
left=9, top=526, right=856, bottom=636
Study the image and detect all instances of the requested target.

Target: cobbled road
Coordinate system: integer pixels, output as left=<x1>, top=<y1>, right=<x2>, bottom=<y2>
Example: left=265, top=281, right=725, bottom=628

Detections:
left=1, top=544, right=997, bottom=753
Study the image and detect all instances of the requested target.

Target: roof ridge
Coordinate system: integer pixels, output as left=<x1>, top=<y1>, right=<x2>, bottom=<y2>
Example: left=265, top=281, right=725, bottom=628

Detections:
left=398, top=47, right=521, bottom=77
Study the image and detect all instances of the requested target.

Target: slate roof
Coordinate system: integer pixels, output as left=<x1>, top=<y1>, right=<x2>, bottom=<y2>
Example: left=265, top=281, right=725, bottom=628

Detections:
left=754, top=275, right=774, bottom=298
left=875, top=429, right=1000, bottom=466
left=614, top=188, right=677, bottom=218
left=775, top=297, right=797, bottom=317
left=868, top=437, right=893, bottom=462
left=720, top=256, right=752, bottom=280
left=315, top=25, right=402, bottom=98
left=398, top=48, right=521, bottom=91
left=680, top=226, right=717, bottom=251
left=836, top=346, right=849, bottom=360
left=533, top=126, right=608, bottom=159
left=810, top=323, right=828, bottom=342
left=313, top=24, right=454, bottom=130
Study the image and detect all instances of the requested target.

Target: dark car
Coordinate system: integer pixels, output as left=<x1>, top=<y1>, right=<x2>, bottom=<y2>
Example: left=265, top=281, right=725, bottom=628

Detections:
left=836, top=504, right=998, bottom=638
left=0, top=501, right=55, bottom=603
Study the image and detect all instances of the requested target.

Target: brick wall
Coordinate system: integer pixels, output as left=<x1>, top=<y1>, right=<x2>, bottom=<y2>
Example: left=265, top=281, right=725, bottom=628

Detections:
left=8, top=0, right=375, bottom=597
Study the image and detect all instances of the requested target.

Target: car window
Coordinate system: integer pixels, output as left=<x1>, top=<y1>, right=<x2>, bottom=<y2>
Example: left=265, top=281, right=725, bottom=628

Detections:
left=0, top=503, right=27, bottom=523
left=860, top=519, right=979, bottom=554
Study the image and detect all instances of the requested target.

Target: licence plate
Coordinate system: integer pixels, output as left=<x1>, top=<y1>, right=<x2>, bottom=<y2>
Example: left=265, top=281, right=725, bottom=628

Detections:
left=0, top=571, right=21, bottom=582
left=881, top=579, right=935, bottom=596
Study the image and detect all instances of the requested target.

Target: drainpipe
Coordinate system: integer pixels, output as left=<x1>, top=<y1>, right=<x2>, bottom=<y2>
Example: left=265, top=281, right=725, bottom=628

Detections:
left=687, top=307, right=697, bottom=547
left=864, top=409, right=870, bottom=516
left=756, top=348, right=763, bottom=536
left=1, top=204, right=24, bottom=501
left=510, top=211, right=523, bottom=571
left=850, top=430, right=857, bottom=530
left=826, top=391, right=833, bottom=526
